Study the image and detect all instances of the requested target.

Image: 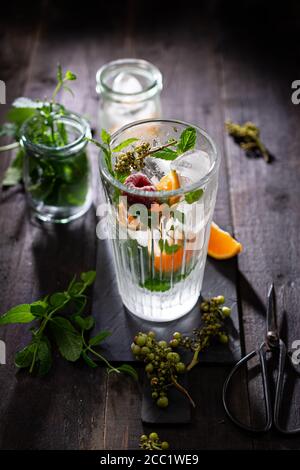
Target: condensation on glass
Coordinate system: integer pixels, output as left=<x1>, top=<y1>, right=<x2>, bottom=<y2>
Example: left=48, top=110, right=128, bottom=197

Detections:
left=96, top=59, right=163, bottom=133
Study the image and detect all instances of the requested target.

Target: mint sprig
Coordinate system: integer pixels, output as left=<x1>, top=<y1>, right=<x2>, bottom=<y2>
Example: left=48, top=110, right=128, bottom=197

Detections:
left=0, top=271, right=137, bottom=380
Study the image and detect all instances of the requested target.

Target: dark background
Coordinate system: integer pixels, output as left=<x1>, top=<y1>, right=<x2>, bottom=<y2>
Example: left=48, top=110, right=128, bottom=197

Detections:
left=1, top=0, right=300, bottom=450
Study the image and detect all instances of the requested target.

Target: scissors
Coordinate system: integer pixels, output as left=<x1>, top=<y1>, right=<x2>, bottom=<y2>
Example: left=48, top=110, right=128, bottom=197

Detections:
left=223, top=283, right=300, bottom=434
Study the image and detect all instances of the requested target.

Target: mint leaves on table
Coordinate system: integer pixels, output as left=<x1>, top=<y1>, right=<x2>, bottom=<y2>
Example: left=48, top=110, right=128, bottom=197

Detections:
left=0, top=271, right=137, bottom=380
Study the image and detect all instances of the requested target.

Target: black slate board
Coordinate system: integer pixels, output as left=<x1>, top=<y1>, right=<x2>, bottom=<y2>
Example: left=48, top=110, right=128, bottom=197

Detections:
left=92, top=239, right=241, bottom=363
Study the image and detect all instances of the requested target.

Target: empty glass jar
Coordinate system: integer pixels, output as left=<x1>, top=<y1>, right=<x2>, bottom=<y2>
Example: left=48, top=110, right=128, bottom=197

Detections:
left=96, top=58, right=163, bottom=133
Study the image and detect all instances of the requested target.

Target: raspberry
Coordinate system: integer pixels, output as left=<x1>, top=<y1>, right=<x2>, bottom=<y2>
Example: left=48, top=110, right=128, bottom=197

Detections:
left=123, top=173, right=156, bottom=207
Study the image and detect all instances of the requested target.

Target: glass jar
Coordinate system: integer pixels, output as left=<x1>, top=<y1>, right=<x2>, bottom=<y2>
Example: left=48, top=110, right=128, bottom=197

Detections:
left=99, top=119, right=220, bottom=322
left=96, top=58, right=162, bottom=133
left=20, top=113, right=92, bottom=223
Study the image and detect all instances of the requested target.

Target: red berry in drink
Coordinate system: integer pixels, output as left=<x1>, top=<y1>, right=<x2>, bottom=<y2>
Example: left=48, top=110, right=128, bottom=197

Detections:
left=123, top=173, right=156, bottom=207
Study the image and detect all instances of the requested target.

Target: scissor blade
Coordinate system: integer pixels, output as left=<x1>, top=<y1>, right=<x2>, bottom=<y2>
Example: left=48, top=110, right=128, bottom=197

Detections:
left=266, top=283, right=278, bottom=336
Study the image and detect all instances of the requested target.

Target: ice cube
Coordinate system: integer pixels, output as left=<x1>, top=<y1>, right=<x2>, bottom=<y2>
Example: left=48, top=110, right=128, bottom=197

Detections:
left=112, top=72, right=143, bottom=94
left=170, top=150, right=211, bottom=186
left=142, top=156, right=171, bottom=184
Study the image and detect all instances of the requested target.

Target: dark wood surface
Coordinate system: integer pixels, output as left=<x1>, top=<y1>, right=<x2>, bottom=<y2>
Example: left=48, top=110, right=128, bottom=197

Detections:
left=1, top=0, right=300, bottom=450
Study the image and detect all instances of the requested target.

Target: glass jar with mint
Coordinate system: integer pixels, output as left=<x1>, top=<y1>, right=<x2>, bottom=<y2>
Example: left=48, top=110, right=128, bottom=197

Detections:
left=20, top=111, right=92, bottom=223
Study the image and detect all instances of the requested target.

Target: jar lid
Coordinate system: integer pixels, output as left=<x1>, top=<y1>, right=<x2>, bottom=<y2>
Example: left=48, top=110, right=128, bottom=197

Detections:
left=96, top=58, right=163, bottom=103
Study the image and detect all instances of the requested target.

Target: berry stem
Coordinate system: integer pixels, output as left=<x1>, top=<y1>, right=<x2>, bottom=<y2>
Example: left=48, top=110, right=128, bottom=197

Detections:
left=147, top=140, right=178, bottom=156
left=171, top=374, right=196, bottom=408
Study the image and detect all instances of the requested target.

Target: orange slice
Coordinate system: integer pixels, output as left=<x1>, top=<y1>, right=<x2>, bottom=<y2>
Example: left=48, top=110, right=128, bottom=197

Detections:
left=156, top=169, right=180, bottom=191
left=154, top=245, right=185, bottom=273
left=156, top=170, right=180, bottom=205
left=208, top=222, right=242, bottom=259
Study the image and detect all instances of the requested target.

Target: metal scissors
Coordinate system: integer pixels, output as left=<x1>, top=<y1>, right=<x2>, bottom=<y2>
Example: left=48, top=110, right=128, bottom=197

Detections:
left=223, top=284, right=300, bottom=434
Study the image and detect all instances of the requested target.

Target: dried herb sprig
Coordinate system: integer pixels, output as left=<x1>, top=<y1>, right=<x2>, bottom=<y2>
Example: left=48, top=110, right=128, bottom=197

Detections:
left=114, top=140, right=177, bottom=175
left=225, top=121, right=271, bottom=163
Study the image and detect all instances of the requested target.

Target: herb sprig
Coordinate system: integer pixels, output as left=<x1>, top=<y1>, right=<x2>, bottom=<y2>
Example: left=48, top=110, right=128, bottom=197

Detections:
left=0, top=271, right=137, bottom=379
left=225, top=120, right=271, bottom=163
left=0, top=64, right=78, bottom=188
left=87, top=126, right=203, bottom=204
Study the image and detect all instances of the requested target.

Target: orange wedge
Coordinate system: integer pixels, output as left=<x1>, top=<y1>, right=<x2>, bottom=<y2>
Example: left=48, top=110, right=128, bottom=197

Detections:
left=208, top=222, right=242, bottom=259
left=156, top=170, right=180, bottom=205
left=154, top=245, right=192, bottom=273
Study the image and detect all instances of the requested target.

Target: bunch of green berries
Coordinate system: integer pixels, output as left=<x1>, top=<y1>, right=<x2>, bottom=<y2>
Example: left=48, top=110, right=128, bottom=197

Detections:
left=114, top=142, right=151, bottom=174
left=131, top=331, right=187, bottom=408
left=139, top=433, right=169, bottom=451
left=172, top=295, right=231, bottom=370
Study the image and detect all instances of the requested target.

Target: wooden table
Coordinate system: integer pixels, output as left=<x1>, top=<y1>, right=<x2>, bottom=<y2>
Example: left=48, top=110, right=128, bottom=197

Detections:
left=1, top=0, right=300, bottom=450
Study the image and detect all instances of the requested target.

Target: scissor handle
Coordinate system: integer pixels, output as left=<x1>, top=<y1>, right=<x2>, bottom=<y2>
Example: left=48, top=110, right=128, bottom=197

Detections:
left=273, top=339, right=300, bottom=434
left=222, top=342, right=272, bottom=433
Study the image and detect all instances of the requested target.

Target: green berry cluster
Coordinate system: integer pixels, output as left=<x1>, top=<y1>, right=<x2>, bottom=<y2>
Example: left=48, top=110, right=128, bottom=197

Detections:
left=114, top=142, right=151, bottom=174
left=131, top=331, right=187, bottom=408
left=140, top=433, right=169, bottom=451
left=177, top=295, right=231, bottom=370
left=132, top=295, right=231, bottom=408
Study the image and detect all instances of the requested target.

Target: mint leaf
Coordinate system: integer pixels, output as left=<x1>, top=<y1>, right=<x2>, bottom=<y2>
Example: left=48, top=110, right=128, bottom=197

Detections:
left=72, top=295, right=87, bottom=317
left=112, top=138, right=138, bottom=153
left=50, top=317, right=82, bottom=361
left=15, top=343, right=36, bottom=368
left=2, top=149, right=24, bottom=187
left=68, top=281, right=84, bottom=297
left=115, top=364, right=138, bottom=380
left=177, top=127, right=196, bottom=154
left=50, top=292, right=69, bottom=308
left=80, top=271, right=96, bottom=286
left=159, top=239, right=180, bottom=254
left=74, top=315, right=95, bottom=331
left=185, top=188, right=204, bottom=204
left=36, top=337, right=52, bottom=376
left=30, top=301, right=48, bottom=316
left=64, top=70, right=77, bottom=81
left=142, top=279, right=171, bottom=292
left=151, top=147, right=178, bottom=160
left=0, top=304, right=35, bottom=325
left=89, top=330, right=111, bottom=346
left=81, top=350, right=97, bottom=368
left=7, top=106, right=36, bottom=127
left=101, top=129, right=111, bottom=145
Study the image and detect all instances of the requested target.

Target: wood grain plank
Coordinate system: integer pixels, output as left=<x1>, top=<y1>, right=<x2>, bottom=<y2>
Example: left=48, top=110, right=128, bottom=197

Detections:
left=102, top=0, right=252, bottom=448
left=219, top=3, right=300, bottom=448
left=0, top=4, right=106, bottom=450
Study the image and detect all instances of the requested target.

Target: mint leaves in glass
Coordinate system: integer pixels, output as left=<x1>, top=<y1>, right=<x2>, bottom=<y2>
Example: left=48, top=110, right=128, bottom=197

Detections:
left=21, top=112, right=92, bottom=223
left=97, top=119, right=220, bottom=322
left=0, top=66, right=92, bottom=223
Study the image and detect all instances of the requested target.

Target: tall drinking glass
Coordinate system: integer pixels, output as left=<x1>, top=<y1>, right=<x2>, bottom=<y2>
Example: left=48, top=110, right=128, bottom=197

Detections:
left=99, top=119, right=220, bottom=322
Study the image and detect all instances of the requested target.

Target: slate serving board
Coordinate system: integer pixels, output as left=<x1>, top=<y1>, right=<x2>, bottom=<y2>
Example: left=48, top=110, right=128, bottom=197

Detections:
left=92, top=239, right=241, bottom=363
left=92, top=238, right=241, bottom=424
